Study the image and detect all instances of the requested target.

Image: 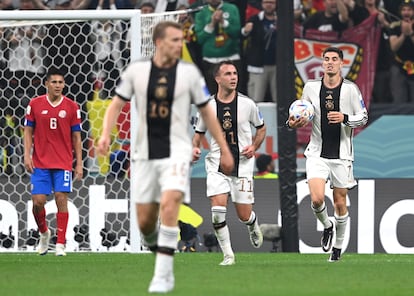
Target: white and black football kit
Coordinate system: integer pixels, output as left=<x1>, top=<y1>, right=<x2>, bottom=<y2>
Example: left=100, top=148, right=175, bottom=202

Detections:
left=116, top=59, right=209, bottom=203
left=194, top=93, right=265, bottom=202
left=302, top=77, right=368, bottom=188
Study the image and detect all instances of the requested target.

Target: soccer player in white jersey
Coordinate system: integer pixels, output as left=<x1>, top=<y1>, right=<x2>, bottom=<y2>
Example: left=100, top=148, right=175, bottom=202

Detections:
left=287, top=47, right=368, bottom=262
left=97, top=21, right=233, bottom=294
left=193, top=61, right=266, bottom=266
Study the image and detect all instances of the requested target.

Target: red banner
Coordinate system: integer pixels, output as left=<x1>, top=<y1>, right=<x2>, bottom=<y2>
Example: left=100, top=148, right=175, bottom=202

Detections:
left=294, top=15, right=381, bottom=144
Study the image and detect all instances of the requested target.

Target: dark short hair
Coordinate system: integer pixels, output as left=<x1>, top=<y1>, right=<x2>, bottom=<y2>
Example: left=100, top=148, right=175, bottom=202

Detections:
left=256, top=154, right=272, bottom=173
left=322, top=47, right=344, bottom=60
left=46, top=67, right=65, bottom=80
left=213, top=60, right=237, bottom=77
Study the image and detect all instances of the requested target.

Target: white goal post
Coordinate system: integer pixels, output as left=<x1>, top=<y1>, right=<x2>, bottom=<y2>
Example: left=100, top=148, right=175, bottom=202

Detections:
left=0, top=9, right=183, bottom=253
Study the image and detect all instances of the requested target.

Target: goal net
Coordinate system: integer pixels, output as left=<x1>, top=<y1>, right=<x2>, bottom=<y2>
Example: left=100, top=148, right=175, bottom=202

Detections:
left=0, top=9, right=186, bottom=253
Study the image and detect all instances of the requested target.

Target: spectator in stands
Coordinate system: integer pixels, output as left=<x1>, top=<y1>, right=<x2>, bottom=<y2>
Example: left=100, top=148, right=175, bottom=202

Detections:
left=302, top=0, right=349, bottom=35
left=71, top=0, right=133, bottom=10
left=388, top=0, right=414, bottom=103
left=343, top=0, right=370, bottom=26
left=312, top=0, right=327, bottom=11
left=139, top=1, right=155, bottom=12
left=255, top=153, right=278, bottom=179
left=154, top=0, right=190, bottom=12
left=194, top=0, right=244, bottom=94
left=178, top=4, right=203, bottom=70
left=132, top=0, right=189, bottom=11
left=71, top=0, right=98, bottom=9
left=294, top=0, right=308, bottom=23
left=382, top=0, right=404, bottom=18
left=226, top=0, right=247, bottom=30
left=363, top=0, right=394, bottom=103
left=242, top=0, right=278, bottom=103
left=91, top=0, right=123, bottom=99
left=33, top=0, right=73, bottom=9
left=246, top=1, right=261, bottom=22
left=299, top=0, right=327, bottom=20
left=0, top=0, right=14, bottom=10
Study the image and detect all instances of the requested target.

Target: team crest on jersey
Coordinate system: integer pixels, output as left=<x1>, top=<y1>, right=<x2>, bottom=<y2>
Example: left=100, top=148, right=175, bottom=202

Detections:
left=223, top=118, right=232, bottom=130
left=155, top=75, right=168, bottom=99
left=222, top=110, right=232, bottom=130
left=325, top=94, right=334, bottom=111
left=59, top=110, right=67, bottom=118
left=155, top=86, right=167, bottom=99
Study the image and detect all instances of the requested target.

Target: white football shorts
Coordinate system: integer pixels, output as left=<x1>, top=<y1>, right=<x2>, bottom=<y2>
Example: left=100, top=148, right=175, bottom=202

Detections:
left=206, top=172, right=255, bottom=204
left=306, top=156, right=357, bottom=189
left=131, top=158, right=191, bottom=204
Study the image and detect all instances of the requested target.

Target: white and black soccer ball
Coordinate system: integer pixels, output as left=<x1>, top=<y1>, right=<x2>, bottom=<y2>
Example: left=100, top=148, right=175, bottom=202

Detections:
left=289, top=99, right=314, bottom=122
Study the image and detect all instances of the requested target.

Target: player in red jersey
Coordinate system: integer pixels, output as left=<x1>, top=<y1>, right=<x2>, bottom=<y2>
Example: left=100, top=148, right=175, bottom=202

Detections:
left=24, top=67, right=83, bottom=256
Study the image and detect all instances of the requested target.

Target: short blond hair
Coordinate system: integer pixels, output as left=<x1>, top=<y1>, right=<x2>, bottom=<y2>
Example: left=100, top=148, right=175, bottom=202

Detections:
left=152, top=21, right=183, bottom=44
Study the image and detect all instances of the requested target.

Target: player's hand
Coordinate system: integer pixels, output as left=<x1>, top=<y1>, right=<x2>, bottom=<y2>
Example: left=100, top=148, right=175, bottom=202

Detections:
left=97, top=136, right=111, bottom=156
left=24, top=156, right=34, bottom=174
left=327, top=111, right=344, bottom=124
left=288, top=115, right=308, bottom=128
left=219, top=147, right=234, bottom=175
left=192, top=147, right=202, bottom=162
left=74, top=164, right=83, bottom=181
left=241, top=145, right=255, bottom=159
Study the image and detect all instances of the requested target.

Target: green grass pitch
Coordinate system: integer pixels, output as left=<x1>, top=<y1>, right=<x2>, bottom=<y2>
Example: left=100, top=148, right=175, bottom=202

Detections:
left=0, top=252, right=413, bottom=295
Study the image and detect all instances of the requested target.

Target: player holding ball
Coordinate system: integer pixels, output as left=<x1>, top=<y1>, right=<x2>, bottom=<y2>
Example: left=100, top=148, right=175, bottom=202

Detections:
left=287, top=46, right=368, bottom=262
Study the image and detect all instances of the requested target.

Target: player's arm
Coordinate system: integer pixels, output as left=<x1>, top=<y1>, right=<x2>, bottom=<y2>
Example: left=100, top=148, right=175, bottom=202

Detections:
left=72, top=131, right=83, bottom=180
left=242, top=125, right=266, bottom=159
left=345, top=87, right=368, bottom=128
left=198, top=104, right=234, bottom=175
left=23, top=125, right=34, bottom=173
left=192, top=132, right=205, bottom=162
left=242, top=103, right=266, bottom=158
left=97, top=95, right=126, bottom=156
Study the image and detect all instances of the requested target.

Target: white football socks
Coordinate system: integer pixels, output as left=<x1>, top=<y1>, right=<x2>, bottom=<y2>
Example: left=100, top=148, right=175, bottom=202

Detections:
left=212, top=206, right=234, bottom=258
left=153, top=224, right=179, bottom=279
left=312, top=201, right=332, bottom=229
left=333, top=212, right=349, bottom=249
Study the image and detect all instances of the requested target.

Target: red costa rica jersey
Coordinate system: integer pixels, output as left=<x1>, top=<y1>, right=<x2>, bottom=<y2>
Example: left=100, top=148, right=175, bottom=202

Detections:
left=25, top=95, right=81, bottom=171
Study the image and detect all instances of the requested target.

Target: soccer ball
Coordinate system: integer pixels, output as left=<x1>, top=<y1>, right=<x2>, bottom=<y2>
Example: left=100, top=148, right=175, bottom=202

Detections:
left=289, top=99, right=314, bottom=122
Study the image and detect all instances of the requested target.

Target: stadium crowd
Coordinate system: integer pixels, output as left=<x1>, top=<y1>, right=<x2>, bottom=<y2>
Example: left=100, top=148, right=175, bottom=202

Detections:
left=0, top=0, right=413, bottom=175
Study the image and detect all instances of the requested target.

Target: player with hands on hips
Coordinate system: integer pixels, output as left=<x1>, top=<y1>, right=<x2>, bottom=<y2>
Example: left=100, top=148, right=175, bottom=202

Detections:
left=287, top=46, right=368, bottom=262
